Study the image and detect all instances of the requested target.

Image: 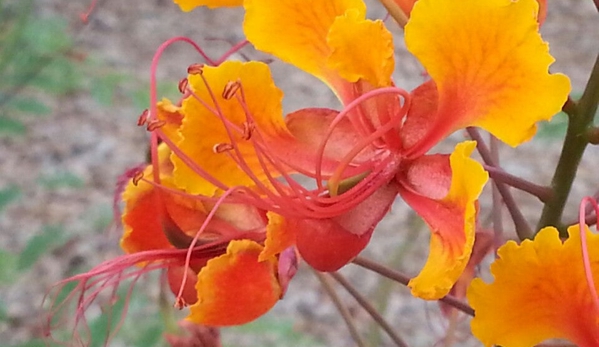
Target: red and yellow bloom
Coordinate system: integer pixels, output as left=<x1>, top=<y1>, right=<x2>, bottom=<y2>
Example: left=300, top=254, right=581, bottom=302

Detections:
left=468, top=225, right=599, bottom=347
left=163, top=0, right=568, bottom=300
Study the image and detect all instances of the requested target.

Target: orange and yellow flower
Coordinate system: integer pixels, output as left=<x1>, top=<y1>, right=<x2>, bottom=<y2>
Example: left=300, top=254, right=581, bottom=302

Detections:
left=160, top=0, right=570, bottom=300
left=468, top=225, right=599, bottom=347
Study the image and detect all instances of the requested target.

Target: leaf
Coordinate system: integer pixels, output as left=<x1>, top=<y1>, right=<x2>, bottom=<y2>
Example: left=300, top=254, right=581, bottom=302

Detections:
left=38, top=171, right=85, bottom=190
left=0, top=117, right=26, bottom=135
left=0, top=249, right=18, bottom=285
left=88, top=288, right=127, bottom=347
left=536, top=112, right=568, bottom=141
left=17, top=225, right=67, bottom=270
left=0, top=184, right=21, bottom=212
left=5, top=96, right=51, bottom=115
left=89, top=73, right=126, bottom=107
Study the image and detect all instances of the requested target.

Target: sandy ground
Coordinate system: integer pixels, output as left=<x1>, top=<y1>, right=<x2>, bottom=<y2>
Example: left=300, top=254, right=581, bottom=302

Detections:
left=0, top=0, right=598, bottom=346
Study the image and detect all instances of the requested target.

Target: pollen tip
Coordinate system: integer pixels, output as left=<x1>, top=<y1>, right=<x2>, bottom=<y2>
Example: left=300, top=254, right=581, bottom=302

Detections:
left=188, top=63, right=205, bottom=75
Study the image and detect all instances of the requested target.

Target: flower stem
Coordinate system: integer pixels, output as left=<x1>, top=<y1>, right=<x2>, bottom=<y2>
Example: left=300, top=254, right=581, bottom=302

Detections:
left=537, top=52, right=599, bottom=231
left=482, top=165, right=553, bottom=203
left=489, top=135, right=504, bottom=251
left=352, top=257, right=475, bottom=317
left=313, top=271, right=368, bottom=347
left=467, top=128, right=533, bottom=240
left=329, top=272, right=409, bottom=347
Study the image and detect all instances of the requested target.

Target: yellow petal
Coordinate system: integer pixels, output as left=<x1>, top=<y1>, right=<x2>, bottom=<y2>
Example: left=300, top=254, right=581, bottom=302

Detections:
left=173, top=0, right=242, bottom=11
left=157, top=98, right=184, bottom=143
left=172, top=61, right=289, bottom=196
left=187, top=240, right=281, bottom=325
left=400, top=141, right=488, bottom=299
left=327, top=10, right=394, bottom=87
left=405, top=0, right=570, bottom=147
left=259, top=212, right=294, bottom=261
left=468, top=226, right=599, bottom=347
left=243, top=0, right=366, bottom=93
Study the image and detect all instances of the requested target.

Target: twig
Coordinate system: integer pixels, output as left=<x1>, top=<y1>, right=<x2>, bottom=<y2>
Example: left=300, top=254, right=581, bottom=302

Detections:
left=351, top=257, right=475, bottom=317
left=489, top=135, right=504, bottom=252
left=329, top=272, right=409, bottom=347
left=467, top=128, right=533, bottom=239
left=538, top=52, right=599, bottom=230
left=482, top=165, right=553, bottom=203
left=313, top=271, right=368, bottom=347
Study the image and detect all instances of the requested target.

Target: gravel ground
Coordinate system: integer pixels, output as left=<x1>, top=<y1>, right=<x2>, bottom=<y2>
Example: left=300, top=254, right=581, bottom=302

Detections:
left=0, top=0, right=598, bottom=346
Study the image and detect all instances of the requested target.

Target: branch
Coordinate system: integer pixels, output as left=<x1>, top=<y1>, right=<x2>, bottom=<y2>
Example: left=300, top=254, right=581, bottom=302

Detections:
left=330, top=272, right=409, bottom=347
left=352, top=257, right=475, bottom=317
left=467, top=128, right=533, bottom=239
left=313, top=271, right=368, bottom=347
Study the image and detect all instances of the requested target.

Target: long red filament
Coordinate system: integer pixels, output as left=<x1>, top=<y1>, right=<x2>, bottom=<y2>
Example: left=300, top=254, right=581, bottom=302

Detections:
left=316, top=87, right=410, bottom=191
left=578, top=196, right=599, bottom=313
left=80, top=0, right=98, bottom=23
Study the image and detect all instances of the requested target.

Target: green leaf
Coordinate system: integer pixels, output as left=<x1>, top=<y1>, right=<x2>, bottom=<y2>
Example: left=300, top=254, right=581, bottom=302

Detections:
left=28, top=58, right=81, bottom=95
left=0, top=184, right=21, bottom=212
left=0, top=299, right=7, bottom=321
left=38, top=171, right=85, bottom=190
left=17, top=225, right=67, bottom=270
left=88, top=288, right=127, bottom=347
left=22, top=17, right=71, bottom=54
left=0, top=117, right=26, bottom=135
left=0, top=249, right=18, bottom=285
left=537, top=112, right=568, bottom=141
left=5, top=96, right=51, bottom=115
left=89, top=73, right=126, bottom=107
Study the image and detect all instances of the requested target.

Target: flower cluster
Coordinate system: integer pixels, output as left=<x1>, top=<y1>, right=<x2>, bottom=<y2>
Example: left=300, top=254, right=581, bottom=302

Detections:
left=49, top=0, right=599, bottom=346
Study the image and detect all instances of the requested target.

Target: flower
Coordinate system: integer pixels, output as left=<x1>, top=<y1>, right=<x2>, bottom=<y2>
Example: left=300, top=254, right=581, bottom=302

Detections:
left=162, top=0, right=569, bottom=299
left=120, top=138, right=293, bottom=326
left=467, top=225, right=599, bottom=347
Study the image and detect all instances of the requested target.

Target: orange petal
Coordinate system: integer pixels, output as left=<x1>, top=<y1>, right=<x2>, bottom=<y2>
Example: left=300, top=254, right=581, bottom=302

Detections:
left=172, top=61, right=290, bottom=196
left=260, top=212, right=295, bottom=261
left=121, top=144, right=175, bottom=253
left=327, top=10, right=394, bottom=88
left=398, top=141, right=488, bottom=299
left=173, top=0, right=242, bottom=11
left=121, top=144, right=208, bottom=253
left=157, top=98, right=184, bottom=143
left=440, top=230, right=494, bottom=317
left=405, top=0, right=570, bottom=150
left=467, top=226, right=599, bottom=347
left=187, top=240, right=281, bottom=326
left=120, top=169, right=173, bottom=253
left=243, top=0, right=365, bottom=96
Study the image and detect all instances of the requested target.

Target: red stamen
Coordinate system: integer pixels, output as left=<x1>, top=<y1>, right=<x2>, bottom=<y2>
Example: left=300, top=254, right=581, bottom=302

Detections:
left=213, top=143, right=234, bottom=153
left=132, top=170, right=144, bottom=186
left=178, top=78, right=189, bottom=94
left=137, top=109, right=149, bottom=126
left=241, top=121, right=255, bottom=141
left=578, top=196, right=599, bottom=313
left=146, top=119, right=166, bottom=132
left=316, top=87, right=410, bottom=194
left=222, top=80, right=242, bottom=100
left=80, top=0, right=98, bottom=24
left=188, top=63, right=205, bottom=75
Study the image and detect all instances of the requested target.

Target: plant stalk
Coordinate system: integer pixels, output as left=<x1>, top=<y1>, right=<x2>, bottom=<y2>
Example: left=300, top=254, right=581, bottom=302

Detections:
left=352, top=257, right=475, bottom=316
left=537, top=52, right=599, bottom=230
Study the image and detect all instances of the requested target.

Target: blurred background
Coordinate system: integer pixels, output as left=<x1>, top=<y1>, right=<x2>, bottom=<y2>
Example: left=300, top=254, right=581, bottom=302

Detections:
left=0, top=0, right=597, bottom=346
